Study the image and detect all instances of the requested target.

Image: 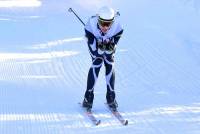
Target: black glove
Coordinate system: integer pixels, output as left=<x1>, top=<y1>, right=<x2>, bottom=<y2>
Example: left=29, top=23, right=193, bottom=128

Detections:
left=96, top=38, right=106, bottom=51
left=104, top=38, right=116, bottom=52
left=96, top=37, right=115, bottom=51
left=106, top=42, right=115, bottom=51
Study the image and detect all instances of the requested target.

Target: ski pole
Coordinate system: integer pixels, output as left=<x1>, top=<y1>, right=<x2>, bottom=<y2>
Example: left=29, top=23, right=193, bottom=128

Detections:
left=68, top=8, right=85, bottom=26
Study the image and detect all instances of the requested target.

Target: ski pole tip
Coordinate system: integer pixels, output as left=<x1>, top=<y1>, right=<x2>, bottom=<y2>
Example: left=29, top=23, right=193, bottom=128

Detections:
left=124, top=120, right=128, bottom=126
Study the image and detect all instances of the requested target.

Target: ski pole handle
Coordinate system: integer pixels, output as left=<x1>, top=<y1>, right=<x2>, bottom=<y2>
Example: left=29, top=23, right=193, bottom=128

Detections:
left=115, top=11, right=120, bottom=17
left=68, top=8, right=85, bottom=26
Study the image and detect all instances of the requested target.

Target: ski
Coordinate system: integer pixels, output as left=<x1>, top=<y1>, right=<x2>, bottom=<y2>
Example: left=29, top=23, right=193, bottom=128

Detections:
left=105, top=103, right=128, bottom=125
left=78, top=102, right=101, bottom=126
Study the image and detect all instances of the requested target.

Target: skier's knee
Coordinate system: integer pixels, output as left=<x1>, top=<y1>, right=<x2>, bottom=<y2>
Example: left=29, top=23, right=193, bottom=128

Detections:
left=93, top=57, right=103, bottom=66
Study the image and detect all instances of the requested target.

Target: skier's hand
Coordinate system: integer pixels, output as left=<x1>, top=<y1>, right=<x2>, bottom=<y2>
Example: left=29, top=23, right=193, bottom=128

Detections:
left=96, top=37, right=115, bottom=52
left=104, top=38, right=116, bottom=52
left=106, top=42, right=116, bottom=52
left=97, top=38, right=105, bottom=51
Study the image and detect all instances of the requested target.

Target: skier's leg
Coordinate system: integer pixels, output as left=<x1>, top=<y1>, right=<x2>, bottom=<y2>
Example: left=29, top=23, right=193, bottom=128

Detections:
left=104, top=55, right=118, bottom=108
left=83, top=57, right=103, bottom=108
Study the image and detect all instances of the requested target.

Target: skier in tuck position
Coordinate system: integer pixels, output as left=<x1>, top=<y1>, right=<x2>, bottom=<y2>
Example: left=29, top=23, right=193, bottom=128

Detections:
left=82, top=6, right=123, bottom=111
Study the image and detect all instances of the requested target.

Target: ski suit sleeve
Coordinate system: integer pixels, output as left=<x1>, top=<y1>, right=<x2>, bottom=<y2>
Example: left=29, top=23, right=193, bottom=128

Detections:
left=85, top=29, right=95, bottom=45
left=112, top=29, right=123, bottom=45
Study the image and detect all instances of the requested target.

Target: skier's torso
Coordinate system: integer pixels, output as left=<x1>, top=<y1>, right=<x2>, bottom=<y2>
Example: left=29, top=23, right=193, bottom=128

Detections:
left=84, top=16, right=123, bottom=56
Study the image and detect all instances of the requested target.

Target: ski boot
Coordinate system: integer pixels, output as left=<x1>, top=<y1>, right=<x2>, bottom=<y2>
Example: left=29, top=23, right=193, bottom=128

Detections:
left=106, top=91, right=118, bottom=111
left=82, top=98, right=93, bottom=111
left=107, top=100, right=118, bottom=111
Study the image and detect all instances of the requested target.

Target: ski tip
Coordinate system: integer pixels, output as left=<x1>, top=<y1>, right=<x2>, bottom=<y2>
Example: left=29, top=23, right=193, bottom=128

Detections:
left=123, top=120, right=128, bottom=126
left=95, top=120, right=101, bottom=126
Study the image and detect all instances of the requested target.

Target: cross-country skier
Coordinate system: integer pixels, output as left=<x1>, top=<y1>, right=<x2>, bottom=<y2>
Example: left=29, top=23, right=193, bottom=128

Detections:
left=82, top=6, right=123, bottom=111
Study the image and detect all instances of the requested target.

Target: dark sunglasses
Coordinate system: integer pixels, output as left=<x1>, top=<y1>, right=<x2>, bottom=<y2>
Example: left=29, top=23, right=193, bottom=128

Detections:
left=98, top=19, right=113, bottom=27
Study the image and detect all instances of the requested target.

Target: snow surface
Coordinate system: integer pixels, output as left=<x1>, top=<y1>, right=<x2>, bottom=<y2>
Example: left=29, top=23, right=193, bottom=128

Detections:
left=0, top=0, right=200, bottom=134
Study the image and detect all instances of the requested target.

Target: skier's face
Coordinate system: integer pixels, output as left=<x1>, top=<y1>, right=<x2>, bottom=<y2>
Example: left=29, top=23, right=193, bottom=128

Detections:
left=98, top=19, right=113, bottom=33
left=100, top=25, right=110, bottom=33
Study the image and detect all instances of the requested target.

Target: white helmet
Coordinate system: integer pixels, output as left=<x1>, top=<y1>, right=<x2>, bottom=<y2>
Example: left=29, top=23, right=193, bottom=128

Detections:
left=98, top=6, right=115, bottom=21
